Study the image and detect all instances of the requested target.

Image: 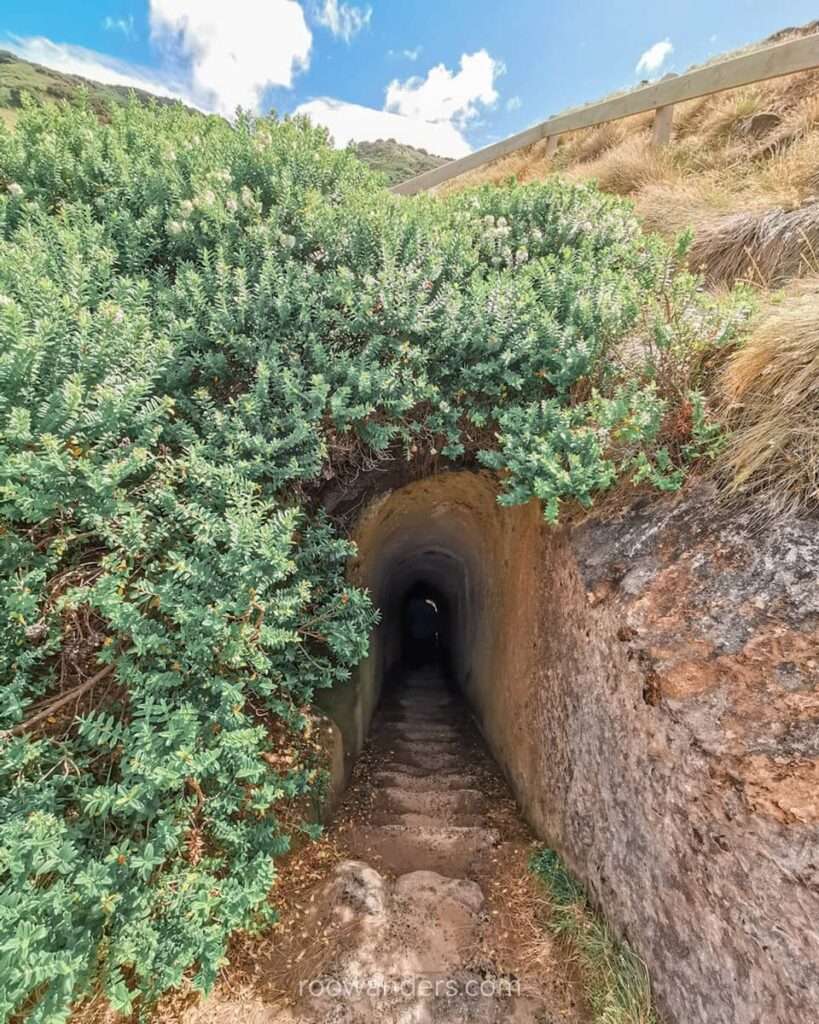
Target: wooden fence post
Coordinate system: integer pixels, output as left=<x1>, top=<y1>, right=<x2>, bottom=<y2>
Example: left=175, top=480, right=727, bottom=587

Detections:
left=652, top=103, right=674, bottom=146
left=392, top=34, right=819, bottom=194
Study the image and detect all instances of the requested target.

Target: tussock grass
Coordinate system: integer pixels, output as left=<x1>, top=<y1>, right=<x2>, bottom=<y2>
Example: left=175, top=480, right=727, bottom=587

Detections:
left=562, top=132, right=681, bottom=197
left=530, top=848, right=659, bottom=1024
left=689, top=201, right=819, bottom=287
left=559, top=119, right=631, bottom=166
left=753, top=125, right=819, bottom=198
left=633, top=178, right=742, bottom=238
left=719, top=276, right=819, bottom=517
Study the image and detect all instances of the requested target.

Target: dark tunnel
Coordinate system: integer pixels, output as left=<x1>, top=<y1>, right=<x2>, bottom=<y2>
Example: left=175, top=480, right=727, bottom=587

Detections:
left=373, top=537, right=481, bottom=705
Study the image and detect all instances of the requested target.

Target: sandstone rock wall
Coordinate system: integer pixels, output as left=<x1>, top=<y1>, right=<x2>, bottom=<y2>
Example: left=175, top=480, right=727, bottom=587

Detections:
left=560, top=483, right=819, bottom=1024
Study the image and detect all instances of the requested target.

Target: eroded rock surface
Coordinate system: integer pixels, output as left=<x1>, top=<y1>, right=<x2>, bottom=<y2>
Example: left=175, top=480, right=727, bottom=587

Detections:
left=539, top=482, right=819, bottom=1024
left=276, top=861, right=530, bottom=1024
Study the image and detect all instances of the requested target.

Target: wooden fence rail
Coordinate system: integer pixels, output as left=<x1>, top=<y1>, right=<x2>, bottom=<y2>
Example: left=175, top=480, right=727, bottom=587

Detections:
left=392, top=32, right=819, bottom=196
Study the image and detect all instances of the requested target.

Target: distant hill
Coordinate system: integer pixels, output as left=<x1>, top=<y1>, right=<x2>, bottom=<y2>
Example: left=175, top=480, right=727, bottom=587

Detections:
left=0, top=50, right=192, bottom=128
left=351, top=139, right=449, bottom=186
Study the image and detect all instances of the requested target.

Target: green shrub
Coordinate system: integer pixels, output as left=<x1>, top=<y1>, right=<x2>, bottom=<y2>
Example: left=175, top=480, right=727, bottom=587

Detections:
left=0, top=96, right=746, bottom=1021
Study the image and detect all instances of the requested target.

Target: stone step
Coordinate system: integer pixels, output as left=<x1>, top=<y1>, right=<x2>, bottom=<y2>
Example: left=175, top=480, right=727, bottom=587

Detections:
left=378, top=733, right=465, bottom=750
left=373, top=786, right=486, bottom=817
left=377, top=721, right=464, bottom=738
left=372, top=769, right=484, bottom=792
left=394, top=695, right=457, bottom=710
left=400, top=674, right=453, bottom=690
left=376, top=715, right=464, bottom=731
left=386, top=751, right=473, bottom=774
left=370, top=811, right=486, bottom=829
left=381, top=738, right=465, bottom=757
left=347, top=824, right=500, bottom=876
left=397, top=692, right=456, bottom=704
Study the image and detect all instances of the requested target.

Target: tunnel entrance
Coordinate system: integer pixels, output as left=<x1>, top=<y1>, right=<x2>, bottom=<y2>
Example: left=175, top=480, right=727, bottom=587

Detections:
left=316, top=469, right=544, bottom=797
left=312, top=468, right=808, bottom=1024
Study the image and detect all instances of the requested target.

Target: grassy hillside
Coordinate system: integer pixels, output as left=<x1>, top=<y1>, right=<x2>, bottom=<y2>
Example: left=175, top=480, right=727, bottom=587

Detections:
left=350, top=138, right=448, bottom=185
left=0, top=50, right=190, bottom=126
left=441, top=23, right=819, bottom=288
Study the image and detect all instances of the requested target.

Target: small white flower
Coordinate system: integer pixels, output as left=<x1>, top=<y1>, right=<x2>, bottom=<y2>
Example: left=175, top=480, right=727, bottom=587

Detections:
left=496, top=216, right=508, bottom=228
left=200, top=189, right=217, bottom=207
left=167, top=220, right=183, bottom=236
left=241, top=186, right=254, bottom=207
left=180, top=199, right=194, bottom=217
left=226, top=197, right=238, bottom=213
left=0, top=294, right=12, bottom=306
left=7, top=182, right=23, bottom=198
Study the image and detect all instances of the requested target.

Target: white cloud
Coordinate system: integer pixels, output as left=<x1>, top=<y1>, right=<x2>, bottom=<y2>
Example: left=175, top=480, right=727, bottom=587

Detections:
left=505, top=95, right=522, bottom=112
left=297, top=49, right=504, bottom=159
left=103, top=15, right=136, bottom=37
left=385, top=50, right=502, bottom=128
left=295, top=97, right=467, bottom=156
left=7, top=3, right=313, bottom=118
left=3, top=35, right=196, bottom=105
left=148, top=0, right=312, bottom=115
left=315, top=0, right=371, bottom=42
left=635, top=38, right=673, bottom=76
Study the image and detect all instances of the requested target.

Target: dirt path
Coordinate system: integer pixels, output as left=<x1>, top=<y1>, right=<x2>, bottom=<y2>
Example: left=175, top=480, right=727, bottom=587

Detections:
left=182, top=669, right=588, bottom=1024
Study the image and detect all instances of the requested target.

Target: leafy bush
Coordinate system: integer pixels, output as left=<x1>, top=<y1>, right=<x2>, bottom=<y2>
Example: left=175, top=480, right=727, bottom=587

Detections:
left=0, top=97, right=745, bottom=1022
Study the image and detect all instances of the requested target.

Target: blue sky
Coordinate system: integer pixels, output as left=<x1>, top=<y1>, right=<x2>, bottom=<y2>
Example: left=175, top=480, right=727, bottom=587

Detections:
left=2, top=1, right=818, bottom=156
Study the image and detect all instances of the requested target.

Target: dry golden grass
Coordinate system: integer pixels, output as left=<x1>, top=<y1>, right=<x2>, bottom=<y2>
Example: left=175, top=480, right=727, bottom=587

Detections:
left=561, top=131, right=681, bottom=197
left=442, top=26, right=819, bottom=288
left=632, top=178, right=742, bottom=237
left=557, top=118, right=632, bottom=166
left=753, top=125, right=819, bottom=198
left=718, top=275, right=819, bottom=517
left=689, top=202, right=819, bottom=287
